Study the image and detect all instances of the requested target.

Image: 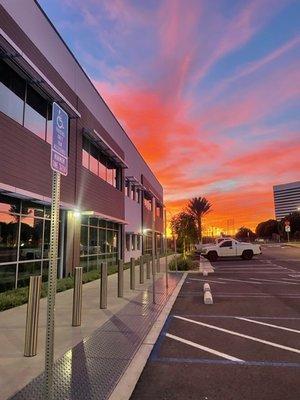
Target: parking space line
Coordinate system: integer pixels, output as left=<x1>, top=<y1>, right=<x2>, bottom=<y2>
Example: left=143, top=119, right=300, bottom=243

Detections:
left=188, top=278, right=226, bottom=284
left=165, top=333, right=244, bottom=362
left=152, top=356, right=300, bottom=368
left=250, top=278, right=299, bottom=285
left=174, top=316, right=300, bottom=355
left=236, top=317, right=300, bottom=334
left=218, top=278, right=262, bottom=284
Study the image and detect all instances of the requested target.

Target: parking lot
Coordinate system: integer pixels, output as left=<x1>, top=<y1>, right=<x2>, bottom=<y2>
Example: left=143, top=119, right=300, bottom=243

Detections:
left=131, top=245, right=300, bottom=400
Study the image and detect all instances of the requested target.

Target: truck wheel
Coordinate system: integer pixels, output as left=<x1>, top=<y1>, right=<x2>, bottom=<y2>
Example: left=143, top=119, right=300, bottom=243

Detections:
left=207, top=251, right=218, bottom=262
left=242, top=250, right=253, bottom=260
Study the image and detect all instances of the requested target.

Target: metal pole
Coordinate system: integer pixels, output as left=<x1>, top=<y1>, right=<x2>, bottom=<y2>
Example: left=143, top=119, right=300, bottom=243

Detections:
left=24, top=275, right=42, bottom=357
left=151, top=196, right=156, bottom=304
left=100, top=262, right=108, bottom=309
left=164, top=207, right=169, bottom=289
left=130, top=257, right=135, bottom=290
left=118, top=259, right=124, bottom=297
left=139, top=256, right=144, bottom=284
left=72, top=267, right=83, bottom=327
left=146, top=256, right=151, bottom=279
left=45, top=171, right=61, bottom=399
left=156, top=254, right=160, bottom=273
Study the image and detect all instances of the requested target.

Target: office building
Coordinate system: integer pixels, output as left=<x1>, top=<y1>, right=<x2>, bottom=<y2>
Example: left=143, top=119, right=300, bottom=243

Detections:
left=273, top=181, right=300, bottom=220
left=0, top=0, right=164, bottom=292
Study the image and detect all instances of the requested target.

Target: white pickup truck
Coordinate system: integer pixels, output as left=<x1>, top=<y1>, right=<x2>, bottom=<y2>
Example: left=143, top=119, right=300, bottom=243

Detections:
left=201, top=239, right=262, bottom=261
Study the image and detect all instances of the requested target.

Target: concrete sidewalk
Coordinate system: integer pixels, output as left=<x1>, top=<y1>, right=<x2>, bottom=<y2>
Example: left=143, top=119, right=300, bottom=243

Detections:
left=0, top=255, right=179, bottom=400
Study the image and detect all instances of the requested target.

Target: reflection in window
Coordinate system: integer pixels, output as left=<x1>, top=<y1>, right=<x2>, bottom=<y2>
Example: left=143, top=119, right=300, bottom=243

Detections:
left=0, top=60, right=25, bottom=124
left=24, top=85, right=47, bottom=140
left=0, top=213, right=18, bottom=262
left=0, top=194, right=59, bottom=292
left=81, top=136, right=121, bottom=190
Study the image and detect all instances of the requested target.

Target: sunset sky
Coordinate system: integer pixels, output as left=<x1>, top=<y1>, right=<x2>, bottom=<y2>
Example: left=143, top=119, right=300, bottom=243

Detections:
left=39, top=0, right=300, bottom=232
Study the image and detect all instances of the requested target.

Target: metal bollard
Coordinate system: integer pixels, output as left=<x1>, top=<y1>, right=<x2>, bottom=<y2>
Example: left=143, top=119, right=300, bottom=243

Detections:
left=146, top=256, right=151, bottom=279
left=72, top=267, right=83, bottom=327
left=152, top=254, right=156, bottom=304
left=24, top=275, right=42, bottom=357
left=118, top=259, right=124, bottom=297
left=139, top=256, right=144, bottom=284
left=156, top=255, right=160, bottom=273
left=100, top=262, right=108, bottom=309
left=130, top=257, right=135, bottom=290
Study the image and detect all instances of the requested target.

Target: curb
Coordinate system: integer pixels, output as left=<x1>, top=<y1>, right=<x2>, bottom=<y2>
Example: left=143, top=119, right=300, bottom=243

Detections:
left=108, top=272, right=187, bottom=400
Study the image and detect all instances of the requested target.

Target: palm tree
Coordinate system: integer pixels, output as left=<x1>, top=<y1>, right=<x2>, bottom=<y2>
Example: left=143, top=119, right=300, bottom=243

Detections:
left=187, top=197, right=211, bottom=243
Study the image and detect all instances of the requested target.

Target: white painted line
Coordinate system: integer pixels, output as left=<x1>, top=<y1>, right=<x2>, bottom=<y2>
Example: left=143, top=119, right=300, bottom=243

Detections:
left=250, top=278, right=299, bottom=285
left=174, top=316, right=300, bottom=355
left=109, top=272, right=187, bottom=400
left=236, top=317, right=300, bottom=334
left=189, top=278, right=226, bottom=284
left=166, top=333, right=244, bottom=362
left=218, top=278, right=262, bottom=284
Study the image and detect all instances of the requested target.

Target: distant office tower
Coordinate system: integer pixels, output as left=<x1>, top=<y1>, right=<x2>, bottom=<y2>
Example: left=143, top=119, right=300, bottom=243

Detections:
left=273, top=181, right=300, bottom=220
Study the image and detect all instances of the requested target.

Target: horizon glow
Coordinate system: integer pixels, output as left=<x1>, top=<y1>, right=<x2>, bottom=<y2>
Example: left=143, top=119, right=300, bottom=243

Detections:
left=39, top=0, right=300, bottom=232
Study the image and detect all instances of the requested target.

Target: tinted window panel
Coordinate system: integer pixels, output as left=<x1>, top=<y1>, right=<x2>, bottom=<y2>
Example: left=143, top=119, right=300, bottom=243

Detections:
left=0, top=61, right=25, bottom=124
left=0, top=213, right=18, bottom=262
left=24, top=86, right=47, bottom=139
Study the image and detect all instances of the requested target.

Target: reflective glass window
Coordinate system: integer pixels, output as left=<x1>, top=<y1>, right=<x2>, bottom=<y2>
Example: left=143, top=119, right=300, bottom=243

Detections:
left=24, top=85, right=47, bottom=140
left=0, top=60, right=25, bottom=124
left=98, top=160, right=106, bottom=181
left=80, top=225, right=88, bottom=255
left=82, top=149, right=89, bottom=169
left=0, top=213, right=18, bottom=262
left=89, top=227, right=98, bottom=254
left=46, top=103, right=53, bottom=144
left=19, top=217, right=43, bottom=261
left=0, top=194, right=21, bottom=214
left=0, top=264, right=17, bottom=292
left=99, top=229, right=106, bottom=253
left=18, top=261, right=42, bottom=288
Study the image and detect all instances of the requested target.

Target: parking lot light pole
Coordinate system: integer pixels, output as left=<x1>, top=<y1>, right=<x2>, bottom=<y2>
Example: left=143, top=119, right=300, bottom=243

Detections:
left=152, top=196, right=156, bottom=304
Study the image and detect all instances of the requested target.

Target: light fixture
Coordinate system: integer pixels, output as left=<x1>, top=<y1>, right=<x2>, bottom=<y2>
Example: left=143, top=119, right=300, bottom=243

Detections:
left=74, top=210, right=81, bottom=218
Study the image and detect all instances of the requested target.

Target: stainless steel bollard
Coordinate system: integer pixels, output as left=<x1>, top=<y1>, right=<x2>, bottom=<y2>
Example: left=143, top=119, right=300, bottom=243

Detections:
left=118, top=259, right=124, bottom=297
left=156, top=255, right=160, bottom=273
left=100, top=262, right=108, bottom=309
left=130, top=257, right=135, bottom=290
left=72, top=267, right=83, bottom=327
left=139, top=256, right=144, bottom=284
left=146, top=256, right=151, bottom=279
left=152, top=254, right=156, bottom=304
left=24, top=275, right=42, bottom=357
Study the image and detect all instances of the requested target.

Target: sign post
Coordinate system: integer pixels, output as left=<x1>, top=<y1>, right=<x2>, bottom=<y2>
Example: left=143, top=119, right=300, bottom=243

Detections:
left=45, top=102, right=68, bottom=399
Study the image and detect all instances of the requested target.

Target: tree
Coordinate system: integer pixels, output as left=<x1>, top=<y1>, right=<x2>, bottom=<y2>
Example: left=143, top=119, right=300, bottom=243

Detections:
left=236, top=227, right=256, bottom=242
left=187, top=197, right=211, bottom=243
left=256, top=219, right=279, bottom=239
left=280, top=212, right=300, bottom=240
left=170, top=212, right=197, bottom=257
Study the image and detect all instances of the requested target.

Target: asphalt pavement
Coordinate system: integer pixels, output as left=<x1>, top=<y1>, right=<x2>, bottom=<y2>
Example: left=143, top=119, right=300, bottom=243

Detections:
left=130, top=245, right=300, bottom=400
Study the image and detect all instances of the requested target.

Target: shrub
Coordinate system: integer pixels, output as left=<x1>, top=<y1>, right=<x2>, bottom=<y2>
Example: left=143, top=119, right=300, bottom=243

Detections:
left=169, top=256, right=193, bottom=271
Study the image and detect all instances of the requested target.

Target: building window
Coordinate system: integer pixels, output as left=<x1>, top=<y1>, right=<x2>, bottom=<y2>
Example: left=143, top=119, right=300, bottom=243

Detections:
left=82, top=136, right=121, bottom=190
left=0, top=194, right=60, bottom=292
left=137, top=235, right=141, bottom=250
left=24, top=85, right=47, bottom=140
left=0, top=60, right=25, bottom=124
left=126, top=233, right=130, bottom=251
left=0, top=59, right=60, bottom=143
left=80, top=217, right=119, bottom=271
left=143, top=195, right=152, bottom=211
left=131, top=235, right=136, bottom=251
